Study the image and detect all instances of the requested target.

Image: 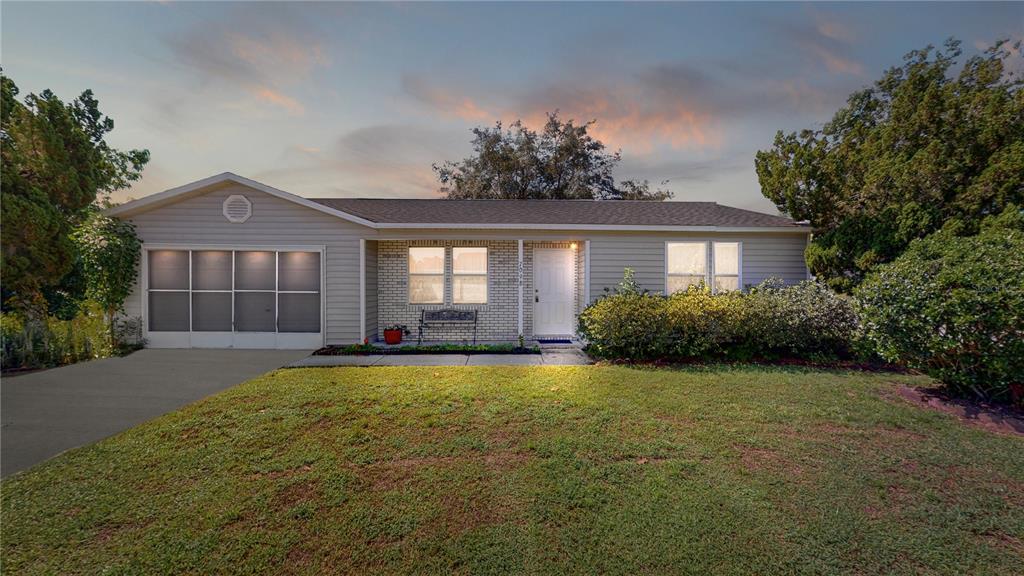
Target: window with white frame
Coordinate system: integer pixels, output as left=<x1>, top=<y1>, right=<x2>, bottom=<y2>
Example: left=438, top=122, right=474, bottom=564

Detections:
left=712, top=242, right=741, bottom=292
left=666, top=242, right=707, bottom=293
left=408, top=247, right=445, bottom=304
left=452, top=247, right=487, bottom=304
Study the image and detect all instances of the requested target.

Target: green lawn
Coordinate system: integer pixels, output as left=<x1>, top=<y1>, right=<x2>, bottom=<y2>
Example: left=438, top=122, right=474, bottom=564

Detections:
left=3, top=366, right=1022, bottom=575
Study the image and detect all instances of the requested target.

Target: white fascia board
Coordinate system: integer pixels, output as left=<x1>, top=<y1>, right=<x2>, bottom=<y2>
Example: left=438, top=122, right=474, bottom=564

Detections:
left=373, top=223, right=812, bottom=233
left=105, top=172, right=378, bottom=228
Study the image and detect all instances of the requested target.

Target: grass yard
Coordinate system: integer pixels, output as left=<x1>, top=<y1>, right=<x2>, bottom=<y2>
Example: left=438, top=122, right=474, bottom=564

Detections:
left=2, top=366, right=1022, bottom=575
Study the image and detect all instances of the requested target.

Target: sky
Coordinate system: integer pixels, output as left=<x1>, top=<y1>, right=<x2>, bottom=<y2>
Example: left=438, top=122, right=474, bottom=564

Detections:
left=2, top=2, right=1021, bottom=213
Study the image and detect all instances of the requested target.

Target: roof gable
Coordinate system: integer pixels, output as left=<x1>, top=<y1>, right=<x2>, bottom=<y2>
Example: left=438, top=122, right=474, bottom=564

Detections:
left=105, top=172, right=377, bottom=227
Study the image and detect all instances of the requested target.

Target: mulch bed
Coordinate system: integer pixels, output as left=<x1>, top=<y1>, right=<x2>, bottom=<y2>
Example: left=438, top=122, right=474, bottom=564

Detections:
left=893, top=385, right=1024, bottom=436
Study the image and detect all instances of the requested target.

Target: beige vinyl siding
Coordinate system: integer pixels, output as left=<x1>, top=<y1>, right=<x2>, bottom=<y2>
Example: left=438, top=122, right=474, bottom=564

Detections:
left=121, top=183, right=371, bottom=345
left=588, top=232, right=809, bottom=301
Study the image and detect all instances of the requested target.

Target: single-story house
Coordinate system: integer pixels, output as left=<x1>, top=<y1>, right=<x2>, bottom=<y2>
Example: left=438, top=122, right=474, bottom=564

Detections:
left=106, top=172, right=812, bottom=349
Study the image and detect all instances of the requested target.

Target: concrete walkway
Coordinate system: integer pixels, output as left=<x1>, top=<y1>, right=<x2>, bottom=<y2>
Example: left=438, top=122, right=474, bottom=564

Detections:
left=1, top=348, right=309, bottom=477
left=288, top=349, right=591, bottom=367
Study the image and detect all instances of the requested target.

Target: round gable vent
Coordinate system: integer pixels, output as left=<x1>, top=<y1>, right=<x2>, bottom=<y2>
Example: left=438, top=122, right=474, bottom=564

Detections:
left=223, top=194, right=252, bottom=223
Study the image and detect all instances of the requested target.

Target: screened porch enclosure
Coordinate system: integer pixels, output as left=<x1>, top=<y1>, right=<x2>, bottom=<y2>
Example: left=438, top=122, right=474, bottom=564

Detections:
left=144, top=247, right=324, bottom=349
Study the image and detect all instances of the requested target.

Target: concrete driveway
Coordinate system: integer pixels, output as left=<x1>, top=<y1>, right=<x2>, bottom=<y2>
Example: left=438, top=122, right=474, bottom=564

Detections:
left=1, top=349, right=309, bottom=478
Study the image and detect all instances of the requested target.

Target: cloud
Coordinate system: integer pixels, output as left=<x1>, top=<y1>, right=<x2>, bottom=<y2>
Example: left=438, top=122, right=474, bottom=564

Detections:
left=253, top=87, right=304, bottom=115
left=165, top=7, right=330, bottom=116
left=780, top=11, right=864, bottom=76
left=256, top=124, right=469, bottom=198
left=401, top=75, right=490, bottom=121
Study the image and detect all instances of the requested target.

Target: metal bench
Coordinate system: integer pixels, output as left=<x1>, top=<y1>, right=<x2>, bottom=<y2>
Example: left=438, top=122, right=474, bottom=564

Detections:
left=418, top=309, right=478, bottom=345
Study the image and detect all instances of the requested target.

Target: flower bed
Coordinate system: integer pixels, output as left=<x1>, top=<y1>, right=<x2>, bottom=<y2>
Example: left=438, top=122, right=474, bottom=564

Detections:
left=313, top=343, right=541, bottom=356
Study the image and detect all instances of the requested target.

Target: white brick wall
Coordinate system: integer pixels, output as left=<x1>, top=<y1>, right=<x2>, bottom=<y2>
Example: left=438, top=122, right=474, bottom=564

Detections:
left=376, top=240, right=583, bottom=342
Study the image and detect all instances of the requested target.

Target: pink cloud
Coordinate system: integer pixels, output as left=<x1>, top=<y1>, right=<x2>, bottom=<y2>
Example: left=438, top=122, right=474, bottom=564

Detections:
left=253, top=87, right=305, bottom=115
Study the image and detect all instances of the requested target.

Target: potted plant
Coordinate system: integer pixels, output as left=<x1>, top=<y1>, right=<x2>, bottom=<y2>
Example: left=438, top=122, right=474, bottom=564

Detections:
left=383, top=324, right=407, bottom=345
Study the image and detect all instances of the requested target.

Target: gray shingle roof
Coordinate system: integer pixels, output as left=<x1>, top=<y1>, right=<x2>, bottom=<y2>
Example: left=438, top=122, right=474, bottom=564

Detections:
left=310, top=198, right=805, bottom=228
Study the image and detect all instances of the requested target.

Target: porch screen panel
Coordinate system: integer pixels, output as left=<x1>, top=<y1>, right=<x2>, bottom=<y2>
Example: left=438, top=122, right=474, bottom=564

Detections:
left=277, top=251, right=320, bottom=333
left=235, top=292, right=276, bottom=332
left=149, top=292, right=189, bottom=331
left=192, top=251, right=232, bottom=290
left=235, top=251, right=276, bottom=332
left=148, top=250, right=189, bottom=331
left=192, top=292, right=232, bottom=331
left=278, top=293, right=320, bottom=333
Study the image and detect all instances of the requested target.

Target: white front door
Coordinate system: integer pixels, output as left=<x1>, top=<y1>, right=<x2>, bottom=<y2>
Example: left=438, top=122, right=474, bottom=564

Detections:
left=533, top=248, right=575, bottom=336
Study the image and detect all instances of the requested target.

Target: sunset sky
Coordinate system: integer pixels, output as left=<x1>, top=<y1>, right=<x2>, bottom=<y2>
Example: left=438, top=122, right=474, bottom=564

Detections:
left=3, top=2, right=1020, bottom=212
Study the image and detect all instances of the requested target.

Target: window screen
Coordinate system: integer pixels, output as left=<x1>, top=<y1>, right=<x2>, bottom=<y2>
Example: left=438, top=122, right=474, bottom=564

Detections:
left=149, top=250, right=189, bottom=290
left=149, top=291, right=189, bottom=331
left=278, top=252, right=320, bottom=292
left=278, top=293, right=320, bottom=333
left=235, top=251, right=275, bottom=290
left=235, top=292, right=276, bottom=332
left=666, top=242, right=707, bottom=293
left=192, top=292, right=232, bottom=331
left=192, top=251, right=232, bottom=291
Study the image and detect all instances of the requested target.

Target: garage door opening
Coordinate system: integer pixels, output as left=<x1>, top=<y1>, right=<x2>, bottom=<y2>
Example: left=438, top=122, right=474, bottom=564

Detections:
left=144, top=247, right=323, bottom=349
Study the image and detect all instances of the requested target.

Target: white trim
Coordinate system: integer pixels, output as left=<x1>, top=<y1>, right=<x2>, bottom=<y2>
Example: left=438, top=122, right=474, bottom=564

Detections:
left=359, top=238, right=366, bottom=341
left=517, top=239, right=524, bottom=337
left=105, top=172, right=377, bottom=227
left=372, top=223, right=811, bottom=232
left=584, top=240, right=591, bottom=306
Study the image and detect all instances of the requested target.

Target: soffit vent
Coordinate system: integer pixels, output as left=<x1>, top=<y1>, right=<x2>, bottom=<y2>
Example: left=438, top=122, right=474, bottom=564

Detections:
left=223, top=194, right=252, bottom=223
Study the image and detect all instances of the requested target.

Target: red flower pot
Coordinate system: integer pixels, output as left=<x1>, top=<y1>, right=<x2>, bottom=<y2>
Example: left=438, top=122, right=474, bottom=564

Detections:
left=383, top=329, right=403, bottom=345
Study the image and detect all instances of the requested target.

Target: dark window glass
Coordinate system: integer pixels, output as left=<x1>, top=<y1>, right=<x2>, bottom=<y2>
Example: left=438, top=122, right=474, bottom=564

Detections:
left=278, top=252, right=320, bottom=292
left=192, top=292, right=232, bottom=331
left=234, top=292, right=275, bottom=332
left=149, top=251, right=189, bottom=290
left=278, top=293, right=320, bottom=333
left=149, top=292, right=189, bottom=331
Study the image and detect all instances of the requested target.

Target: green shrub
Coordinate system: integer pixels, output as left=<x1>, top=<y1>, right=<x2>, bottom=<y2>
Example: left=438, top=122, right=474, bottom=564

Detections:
left=746, top=279, right=861, bottom=359
left=1, top=302, right=143, bottom=371
left=579, top=272, right=860, bottom=362
left=855, top=206, right=1024, bottom=401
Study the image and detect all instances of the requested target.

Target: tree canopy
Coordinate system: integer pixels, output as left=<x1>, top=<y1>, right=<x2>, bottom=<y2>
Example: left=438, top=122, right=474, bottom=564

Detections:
left=1, top=73, right=149, bottom=313
left=755, top=39, right=1024, bottom=292
left=434, top=112, right=672, bottom=201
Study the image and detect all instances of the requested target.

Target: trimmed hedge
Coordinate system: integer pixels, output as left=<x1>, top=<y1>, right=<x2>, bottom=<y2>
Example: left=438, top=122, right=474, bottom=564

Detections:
left=855, top=206, right=1024, bottom=401
left=578, top=275, right=859, bottom=362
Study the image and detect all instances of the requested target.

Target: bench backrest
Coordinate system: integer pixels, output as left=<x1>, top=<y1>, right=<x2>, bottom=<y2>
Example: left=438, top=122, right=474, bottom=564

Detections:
left=421, top=309, right=477, bottom=323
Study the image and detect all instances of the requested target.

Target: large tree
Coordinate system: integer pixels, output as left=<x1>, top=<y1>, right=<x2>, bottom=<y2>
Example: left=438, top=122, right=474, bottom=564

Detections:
left=1, top=73, right=149, bottom=313
left=435, top=112, right=672, bottom=201
left=755, top=39, right=1023, bottom=292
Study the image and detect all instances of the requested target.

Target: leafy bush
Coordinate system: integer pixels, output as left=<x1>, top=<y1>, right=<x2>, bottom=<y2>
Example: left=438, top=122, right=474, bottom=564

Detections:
left=855, top=206, right=1024, bottom=400
left=1, top=303, right=143, bottom=371
left=579, top=274, right=860, bottom=362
